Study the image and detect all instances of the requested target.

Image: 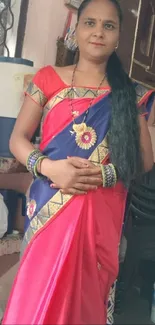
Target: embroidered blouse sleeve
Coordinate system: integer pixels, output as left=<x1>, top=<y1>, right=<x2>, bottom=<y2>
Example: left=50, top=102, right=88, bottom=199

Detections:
left=25, top=67, right=49, bottom=108
left=135, top=83, right=155, bottom=120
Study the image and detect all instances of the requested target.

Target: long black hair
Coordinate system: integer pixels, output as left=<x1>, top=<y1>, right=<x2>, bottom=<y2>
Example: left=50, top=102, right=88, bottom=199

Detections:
left=77, top=0, right=142, bottom=187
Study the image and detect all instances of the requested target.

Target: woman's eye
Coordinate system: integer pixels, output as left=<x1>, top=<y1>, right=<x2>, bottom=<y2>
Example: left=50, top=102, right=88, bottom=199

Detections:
left=104, top=23, right=115, bottom=30
left=85, top=21, right=95, bottom=26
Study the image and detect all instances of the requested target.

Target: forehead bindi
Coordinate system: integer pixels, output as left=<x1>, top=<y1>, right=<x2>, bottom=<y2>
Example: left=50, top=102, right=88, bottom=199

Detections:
left=80, top=0, right=119, bottom=24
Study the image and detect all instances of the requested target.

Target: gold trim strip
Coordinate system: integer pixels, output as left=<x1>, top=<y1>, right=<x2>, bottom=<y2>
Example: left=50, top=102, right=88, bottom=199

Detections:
left=26, top=82, right=48, bottom=107
left=25, top=136, right=109, bottom=244
left=44, top=87, right=110, bottom=112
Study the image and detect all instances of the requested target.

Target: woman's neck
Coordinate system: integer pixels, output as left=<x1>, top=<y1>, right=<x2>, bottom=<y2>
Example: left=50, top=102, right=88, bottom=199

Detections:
left=76, top=57, right=107, bottom=76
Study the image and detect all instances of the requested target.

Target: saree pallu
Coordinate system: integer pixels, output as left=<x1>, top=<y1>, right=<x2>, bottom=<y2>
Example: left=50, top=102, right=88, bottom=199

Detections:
left=2, top=73, right=153, bottom=325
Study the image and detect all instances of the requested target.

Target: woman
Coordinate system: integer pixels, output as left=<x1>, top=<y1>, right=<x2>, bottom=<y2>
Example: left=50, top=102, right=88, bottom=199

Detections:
left=3, top=0, right=154, bottom=324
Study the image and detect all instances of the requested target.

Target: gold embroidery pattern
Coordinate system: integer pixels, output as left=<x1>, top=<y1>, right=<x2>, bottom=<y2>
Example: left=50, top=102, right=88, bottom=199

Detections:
left=44, top=87, right=110, bottom=112
left=135, top=83, right=151, bottom=105
left=25, top=135, right=109, bottom=244
left=26, top=82, right=48, bottom=107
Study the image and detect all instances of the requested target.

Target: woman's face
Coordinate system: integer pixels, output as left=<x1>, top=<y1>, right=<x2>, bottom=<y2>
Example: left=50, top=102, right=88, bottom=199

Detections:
left=76, top=0, right=120, bottom=62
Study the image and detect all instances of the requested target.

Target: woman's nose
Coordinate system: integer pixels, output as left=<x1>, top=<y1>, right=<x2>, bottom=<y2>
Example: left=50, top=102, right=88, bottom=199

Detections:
left=92, top=25, right=104, bottom=39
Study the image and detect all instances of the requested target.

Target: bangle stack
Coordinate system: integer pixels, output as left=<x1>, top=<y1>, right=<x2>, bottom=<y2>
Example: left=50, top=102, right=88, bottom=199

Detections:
left=26, top=149, right=46, bottom=178
left=101, top=163, right=117, bottom=187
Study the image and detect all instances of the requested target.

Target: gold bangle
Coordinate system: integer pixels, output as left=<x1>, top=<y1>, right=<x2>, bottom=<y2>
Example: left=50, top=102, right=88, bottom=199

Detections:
left=101, top=163, right=118, bottom=188
left=34, top=155, right=47, bottom=178
left=109, top=163, right=117, bottom=186
left=26, top=149, right=42, bottom=175
left=101, top=164, right=106, bottom=187
left=26, top=149, right=37, bottom=167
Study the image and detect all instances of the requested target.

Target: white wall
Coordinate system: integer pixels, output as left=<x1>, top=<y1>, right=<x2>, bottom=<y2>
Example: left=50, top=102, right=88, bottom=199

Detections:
left=0, top=62, right=36, bottom=118
left=22, top=0, right=77, bottom=68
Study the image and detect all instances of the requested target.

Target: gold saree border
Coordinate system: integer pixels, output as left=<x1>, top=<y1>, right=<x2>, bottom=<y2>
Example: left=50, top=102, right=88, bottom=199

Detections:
left=44, top=87, right=110, bottom=113
left=26, top=81, right=151, bottom=112
left=26, top=82, right=48, bottom=107
left=25, top=135, right=109, bottom=244
left=40, top=84, right=150, bottom=114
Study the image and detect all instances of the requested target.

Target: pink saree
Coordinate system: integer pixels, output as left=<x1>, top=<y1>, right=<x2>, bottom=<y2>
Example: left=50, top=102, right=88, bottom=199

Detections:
left=3, top=66, right=153, bottom=325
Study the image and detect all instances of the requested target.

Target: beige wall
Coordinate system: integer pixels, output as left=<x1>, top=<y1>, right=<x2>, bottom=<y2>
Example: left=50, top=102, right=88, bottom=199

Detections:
left=22, top=0, right=77, bottom=68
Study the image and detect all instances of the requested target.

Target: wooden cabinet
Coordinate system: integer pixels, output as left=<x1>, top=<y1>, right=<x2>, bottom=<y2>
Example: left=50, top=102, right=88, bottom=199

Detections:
left=118, top=0, right=155, bottom=88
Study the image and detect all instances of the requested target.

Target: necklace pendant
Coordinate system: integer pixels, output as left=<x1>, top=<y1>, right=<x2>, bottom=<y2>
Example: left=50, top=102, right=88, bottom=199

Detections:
left=75, top=125, right=97, bottom=150
left=72, top=122, right=87, bottom=135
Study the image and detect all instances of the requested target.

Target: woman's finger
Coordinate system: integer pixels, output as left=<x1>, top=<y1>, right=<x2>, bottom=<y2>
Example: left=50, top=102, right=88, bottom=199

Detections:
left=50, top=176, right=102, bottom=189
left=78, top=176, right=102, bottom=185
left=78, top=166, right=102, bottom=176
left=50, top=184, right=87, bottom=194
left=50, top=183, right=59, bottom=189
left=68, top=156, right=95, bottom=168
left=60, top=188, right=87, bottom=195
left=73, top=183, right=98, bottom=191
left=68, top=156, right=89, bottom=168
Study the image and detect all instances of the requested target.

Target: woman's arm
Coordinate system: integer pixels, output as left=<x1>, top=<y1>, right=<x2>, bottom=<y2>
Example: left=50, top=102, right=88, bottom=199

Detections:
left=10, top=96, right=103, bottom=194
left=139, top=113, right=154, bottom=172
left=9, top=96, right=42, bottom=165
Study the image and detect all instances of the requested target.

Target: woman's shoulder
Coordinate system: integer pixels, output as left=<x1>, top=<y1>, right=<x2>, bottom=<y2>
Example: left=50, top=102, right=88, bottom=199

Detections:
left=26, top=65, right=73, bottom=106
left=133, top=81, right=154, bottom=106
left=35, top=65, right=74, bottom=88
left=132, top=81, right=155, bottom=118
left=30, top=65, right=74, bottom=101
left=38, top=65, right=74, bottom=79
left=35, top=65, right=58, bottom=80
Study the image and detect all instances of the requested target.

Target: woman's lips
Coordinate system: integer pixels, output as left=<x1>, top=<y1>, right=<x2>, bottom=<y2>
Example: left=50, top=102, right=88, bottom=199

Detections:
left=89, top=42, right=105, bottom=46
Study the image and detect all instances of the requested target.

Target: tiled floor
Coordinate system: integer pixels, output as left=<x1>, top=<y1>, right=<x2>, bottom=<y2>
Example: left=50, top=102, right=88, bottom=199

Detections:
left=0, top=253, right=19, bottom=278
